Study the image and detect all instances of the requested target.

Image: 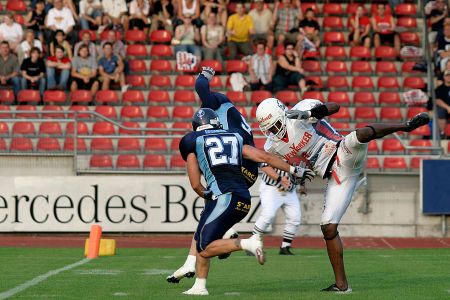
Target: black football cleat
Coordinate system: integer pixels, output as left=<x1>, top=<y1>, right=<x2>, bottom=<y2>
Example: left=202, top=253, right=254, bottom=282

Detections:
left=279, top=246, right=295, bottom=255
left=166, top=268, right=195, bottom=284
left=321, top=283, right=352, bottom=293
left=404, top=113, right=430, bottom=132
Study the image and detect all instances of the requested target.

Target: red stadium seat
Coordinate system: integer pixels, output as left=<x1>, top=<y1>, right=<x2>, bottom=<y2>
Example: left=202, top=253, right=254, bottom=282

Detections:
left=12, top=122, right=35, bottom=135
left=251, top=90, right=272, bottom=104
left=323, top=3, right=342, bottom=15
left=145, top=122, right=167, bottom=135
left=397, top=17, right=417, bottom=29
left=122, top=90, right=145, bottom=104
left=403, top=77, right=425, bottom=90
left=376, top=61, right=398, bottom=74
left=149, top=75, right=171, bottom=88
left=126, top=44, right=147, bottom=56
left=325, top=46, right=346, bottom=59
left=39, top=122, right=63, bottom=136
left=150, top=60, right=172, bottom=73
left=323, top=17, right=343, bottom=29
left=13, top=14, right=24, bottom=25
left=328, top=107, right=351, bottom=120
left=129, top=59, right=147, bottom=72
left=70, top=90, right=93, bottom=103
left=10, top=137, right=33, bottom=152
left=239, top=106, right=249, bottom=119
left=226, top=91, right=247, bottom=104
left=410, top=157, right=427, bottom=169
left=382, top=138, right=405, bottom=153
left=144, top=138, right=167, bottom=152
left=119, top=121, right=141, bottom=135
left=174, top=90, right=196, bottom=103
left=305, top=76, right=323, bottom=89
left=17, top=90, right=40, bottom=103
left=401, top=61, right=419, bottom=74
left=90, top=155, right=113, bottom=168
left=173, top=106, right=194, bottom=119
left=68, top=105, right=91, bottom=119
left=42, top=105, right=65, bottom=118
left=300, top=2, right=319, bottom=14
left=117, top=138, right=141, bottom=152
left=366, top=157, right=381, bottom=169
left=0, top=122, right=9, bottom=136
left=226, top=60, right=248, bottom=73
left=37, top=138, right=61, bottom=152
left=170, top=154, right=186, bottom=168
left=352, top=76, right=374, bottom=90
left=326, top=61, right=347, bottom=73
left=409, top=124, right=431, bottom=137
left=66, top=122, right=89, bottom=135
left=43, top=90, right=66, bottom=104
left=355, top=107, right=377, bottom=121
left=148, top=90, right=170, bottom=104
left=150, top=30, right=172, bottom=43
left=117, top=154, right=141, bottom=169
left=63, top=138, right=87, bottom=152
left=275, top=91, right=298, bottom=104
left=170, top=138, right=181, bottom=151
left=91, top=138, right=114, bottom=152
left=328, top=92, right=350, bottom=105
left=302, top=60, right=322, bottom=73
left=0, top=90, right=14, bottom=104
left=375, top=46, right=396, bottom=60
left=406, top=107, right=427, bottom=119
left=172, top=122, right=191, bottom=134
left=126, top=75, right=146, bottom=88
left=328, top=76, right=349, bottom=90
left=353, top=92, right=376, bottom=106
left=409, top=139, right=433, bottom=153
left=95, top=90, right=119, bottom=104
left=351, top=61, right=372, bottom=74
left=144, top=154, right=167, bottom=169
left=125, top=29, right=146, bottom=42
left=16, top=105, right=38, bottom=118
left=78, top=29, right=96, bottom=41
left=349, top=46, right=371, bottom=59
left=347, top=3, right=366, bottom=15
left=368, top=140, right=379, bottom=154
left=100, top=30, right=121, bottom=41
left=395, top=4, right=417, bottom=16
left=95, top=106, right=117, bottom=119
left=323, top=32, right=345, bottom=44
left=400, top=32, right=420, bottom=45
left=93, top=122, right=116, bottom=135
left=200, top=60, right=223, bottom=73
left=120, top=106, right=144, bottom=120
left=6, top=1, right=26, bottom=11
left=209, top=76, right=223, bottom=89
left=379, top=92, right=401, bottom=105
left=378, top=77, right=400, bottom=90
left=383, top=157, right=407, bottom=169
left=302, top=91, right=324, bottom=101
left=147, top=106, right=170, bottom=119
left=380, top=107, right=403, bottom=121
left=0, top=138, right=7, bottom=150
left=175, top=75, right=195, bottom=87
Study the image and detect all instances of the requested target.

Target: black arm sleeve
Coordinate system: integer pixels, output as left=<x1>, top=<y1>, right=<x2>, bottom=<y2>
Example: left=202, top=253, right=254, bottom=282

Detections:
left=309, top=104, right=329, bottom=119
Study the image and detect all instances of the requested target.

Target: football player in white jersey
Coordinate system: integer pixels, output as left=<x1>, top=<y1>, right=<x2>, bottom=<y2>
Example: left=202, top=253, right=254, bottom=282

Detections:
left=256, top=97, right=430, bottom=293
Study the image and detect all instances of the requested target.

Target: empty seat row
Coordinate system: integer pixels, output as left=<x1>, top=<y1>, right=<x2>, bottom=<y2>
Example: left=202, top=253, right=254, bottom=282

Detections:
left=305, top=76, right=425, bottom=91
left=366, top=156, right=431, bottom=170
left=303, top=61, right=423, bottom=75
left=89, top=154, right=183, bottom=169
left=321, top=31, right=419, bottom=45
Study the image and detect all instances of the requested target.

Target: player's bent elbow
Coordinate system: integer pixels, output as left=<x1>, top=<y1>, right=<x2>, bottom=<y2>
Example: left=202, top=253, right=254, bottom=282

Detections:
left=326, top=102, right=340, bottom=115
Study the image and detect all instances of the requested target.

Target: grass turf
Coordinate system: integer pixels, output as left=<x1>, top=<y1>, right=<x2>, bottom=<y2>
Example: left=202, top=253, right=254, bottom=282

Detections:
left=0, top=247, right=449, bottom=299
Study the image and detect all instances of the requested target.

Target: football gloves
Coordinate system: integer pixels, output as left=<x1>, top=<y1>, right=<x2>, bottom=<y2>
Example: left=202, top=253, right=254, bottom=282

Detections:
left=286, top=109, right=312, bottom=120
left=200, top=66, right=215, bottom=82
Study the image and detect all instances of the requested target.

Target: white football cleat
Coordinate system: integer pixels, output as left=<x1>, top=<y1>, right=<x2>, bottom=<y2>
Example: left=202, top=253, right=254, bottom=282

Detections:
left=182, top=287, right=209, bottom=296
left=242, top=234, right=265, bottom=265
left=166, top=265, right=195, bottom=284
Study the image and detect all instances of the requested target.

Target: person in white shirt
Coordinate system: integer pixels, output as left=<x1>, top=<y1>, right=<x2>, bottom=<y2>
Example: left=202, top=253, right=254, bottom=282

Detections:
left=79, top=0, right=103, bottom=30
left=45, top=0, right=76, bottom=43
left=18, top=30, right=43, bottom=63
left=129, top=0, right=151, bottom=32
left=0, top=14, right=24, bottom=51
left=102, top=0, right=129, bottom=31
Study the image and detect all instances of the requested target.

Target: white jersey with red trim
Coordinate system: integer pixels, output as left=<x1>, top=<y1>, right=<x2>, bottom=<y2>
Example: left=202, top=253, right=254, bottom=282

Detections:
left=264, top=99, right=344, bottom=178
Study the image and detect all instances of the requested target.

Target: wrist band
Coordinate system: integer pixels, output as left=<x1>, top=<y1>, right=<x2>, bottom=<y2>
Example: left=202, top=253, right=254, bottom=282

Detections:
left=289, top=165, right=296, bottom=174
left=276, top=175, right=282, bottom=184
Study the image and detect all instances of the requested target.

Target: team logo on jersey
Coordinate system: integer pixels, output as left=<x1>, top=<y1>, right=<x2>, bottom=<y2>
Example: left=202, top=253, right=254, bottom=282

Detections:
left=283, top=132, right=312, bottom=160
left=259, top=113, right=272, bottom=123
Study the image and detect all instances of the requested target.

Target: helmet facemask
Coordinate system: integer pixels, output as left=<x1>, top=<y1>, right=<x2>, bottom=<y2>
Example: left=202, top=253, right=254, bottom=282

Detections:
left=260, top=114, right=287, bottom=141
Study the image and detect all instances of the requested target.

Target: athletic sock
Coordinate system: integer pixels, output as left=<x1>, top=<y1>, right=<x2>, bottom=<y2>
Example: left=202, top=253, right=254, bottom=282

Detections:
left=192, top=278, right=206, bottom=290
left=252, top=225, right=265, bottom=237
left=281, top=241, right=292, bottom=248
left=184, top=255, right=196, bottom=270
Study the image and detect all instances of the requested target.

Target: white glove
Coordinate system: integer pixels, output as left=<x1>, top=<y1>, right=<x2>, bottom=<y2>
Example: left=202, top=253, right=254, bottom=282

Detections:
left=290, top=165, right=315, bottom=182
left=200, top=66, right=215, bottom=82
left=286, top=109, right=312, bottom=120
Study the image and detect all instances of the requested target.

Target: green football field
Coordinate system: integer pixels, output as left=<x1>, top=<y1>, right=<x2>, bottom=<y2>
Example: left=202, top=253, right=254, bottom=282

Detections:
left=0, top=247, right=449, bottom=299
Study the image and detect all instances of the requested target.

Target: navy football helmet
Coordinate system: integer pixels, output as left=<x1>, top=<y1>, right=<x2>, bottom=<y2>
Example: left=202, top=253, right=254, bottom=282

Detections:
left=192, top=108, right=223, bottom=131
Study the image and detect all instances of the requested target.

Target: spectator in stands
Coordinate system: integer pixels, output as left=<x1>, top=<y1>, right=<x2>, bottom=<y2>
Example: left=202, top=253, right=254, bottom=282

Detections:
left=74, top=31, right=97, bottom=58
left=202, top=0, right=227, bottom=27
left=435, top=69, right=450, bottom=137
left=150, top=0, right=175, bottom=32
left=249, top=0, right=274, bottom=49
left=65, top=0, right=80, bottom=24
left=372, top=3, right=401, bottom=55
left=25, top=0, right=46, bottom=43
left=249, top=39, right=274, bottom=91
left=349, top=5, right=371, bottom=48
left=20, top=47, right=46, bottom=96
left=174, top=15, right=202, bottom=59
left=273, top=41, right=306, bottom=93
left=436, top=24, right=450, bottom=72
left=200, top=12, right=224, bottom=62
left=0, top=41, right=20, bottom=97
left=71, top=44, right=99, bottom=96
left=50, top=30, right=73, bottom=59
left=18, top=30, right=43, bottom=64
left=45, top=0, right=76, bottom=44
left=79, top=0, right=103, bottom=30
left=98, top=42, right=128, bottom=92
left=175, top=0, right=202, bottom=28
left=129, top=0, right=151, bottom=33
left=226, top=2, right=254, bottom=59
left=272, top=0, right=302, bottom=47
left=46, top=45, right=71, bottom=90
left=299, top=8, right=320, bottom=49
left=0, top=14, right=24, bottom=51
left=100, top=31, right=126, bottom=59
left=428, top=0, right=449, bottom=44
left=102, top=0, right=129, bottom=31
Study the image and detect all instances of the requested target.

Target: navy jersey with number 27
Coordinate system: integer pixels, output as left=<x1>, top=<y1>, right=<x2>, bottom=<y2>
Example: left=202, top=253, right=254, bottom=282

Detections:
left=179, top=128, right=251, bottom=200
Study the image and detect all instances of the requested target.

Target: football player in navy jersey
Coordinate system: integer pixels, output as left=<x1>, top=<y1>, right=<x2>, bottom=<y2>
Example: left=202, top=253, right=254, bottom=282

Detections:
left=179, top=108, right=313, bottom=295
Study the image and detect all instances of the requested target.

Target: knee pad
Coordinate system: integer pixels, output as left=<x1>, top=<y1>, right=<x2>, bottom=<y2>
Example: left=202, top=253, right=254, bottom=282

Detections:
left=321, top=224, right=339, bottom=241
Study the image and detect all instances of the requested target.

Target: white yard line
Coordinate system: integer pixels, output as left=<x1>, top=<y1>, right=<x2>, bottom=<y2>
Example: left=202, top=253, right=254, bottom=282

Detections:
left=380, top=238, right=396, bottom=250
left=0, top=258, right=90, bottom=300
